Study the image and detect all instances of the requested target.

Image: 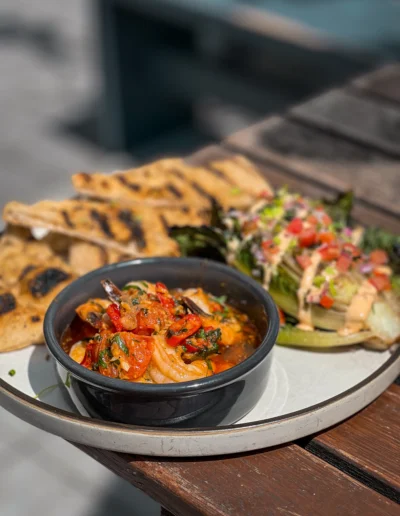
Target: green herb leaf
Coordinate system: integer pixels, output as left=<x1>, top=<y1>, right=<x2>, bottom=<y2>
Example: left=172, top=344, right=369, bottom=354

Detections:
left=329, top=280, right=337, bottom=297
left=212, top=295, right=227, bottom=305
left=34, top=384, right=59, bottom=399
left=111, top=334, right=129, bottom=355
left=322, top=191, right=354, bottom=227
left=8, top=369, right=16, bottom=377
left=313, top=276, right=325, bottom=288
left=65, top=372, right=71, bottom=388
left=231, top=187, right=242, bottom=195
left=123, top=284, right=144, bottom=293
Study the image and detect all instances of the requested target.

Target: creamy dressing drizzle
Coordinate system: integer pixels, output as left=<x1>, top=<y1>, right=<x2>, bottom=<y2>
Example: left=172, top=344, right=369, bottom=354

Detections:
left=297, top=251, right=322, bottom=331
left=339, top=279, right=377, bottom=336
left=263, top=231, right=293, bottom=288
left=351, top=226, right=364, bottom=246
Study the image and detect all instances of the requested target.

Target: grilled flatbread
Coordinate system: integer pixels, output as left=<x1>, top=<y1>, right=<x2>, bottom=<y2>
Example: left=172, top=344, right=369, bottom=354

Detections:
left=68, top=242, right=131, bottom=275
left=18, top=265, right=73, bottom=311
left=0, top=234, right=60, bottom=289
left=72, top=156, right=273, bottom=211
left=0, top=234, right=75, bottom=352
left=210, top=155, right=273, bottom=198
left=0, top=289, right=45, bottom=352
left=72, top=158, right=209, bottom=209
left=3, top=199, right=179, bottom=257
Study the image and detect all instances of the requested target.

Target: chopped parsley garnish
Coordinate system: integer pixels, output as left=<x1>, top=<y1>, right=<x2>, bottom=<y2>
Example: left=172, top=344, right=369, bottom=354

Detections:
left=97, top=348, right=112, bottom=368
left=313, top=276, right=325, bottom=288
left=111, top=334, right=129, bottom=355
left=65, top=372, right=71, bottom=388
left=123, top=284, right=144, bottom=293
left=34, top=384, right=59, bottom=399
left=8, top=369, right=16, bottom=377
left=329, top=280, right=337, bottom=297
left=212, top=294, right=227, bottom=305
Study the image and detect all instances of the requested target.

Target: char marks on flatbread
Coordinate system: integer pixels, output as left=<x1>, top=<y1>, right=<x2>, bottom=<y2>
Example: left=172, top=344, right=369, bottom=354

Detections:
left=0, top=293, right=45, bottom=352
left=72, top=158, right=209, bottom=209
left=72, top=156, right=273, bottom=211
left=0, top=234, right=75, bottom=352
left=3, top=199, right=179, bottom=258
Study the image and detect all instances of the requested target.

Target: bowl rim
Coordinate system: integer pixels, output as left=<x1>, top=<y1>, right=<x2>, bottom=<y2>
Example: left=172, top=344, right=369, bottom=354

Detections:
left=44, top=257, right=279, bottom=395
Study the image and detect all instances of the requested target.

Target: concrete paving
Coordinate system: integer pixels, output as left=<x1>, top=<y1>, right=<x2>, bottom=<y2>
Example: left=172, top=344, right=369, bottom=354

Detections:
left=0, top=1, right=160, bottom=514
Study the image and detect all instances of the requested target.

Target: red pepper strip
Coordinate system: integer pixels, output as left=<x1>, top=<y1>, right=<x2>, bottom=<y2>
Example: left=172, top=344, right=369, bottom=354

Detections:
left=156, top=282, right=175, bottom=313
left=184, top=342, right=199, bottom=353
left=166, top=314, right=202, bottom=347
left=81, top=342, right=95, bottom=368
left=106, top=303, right=124, bottom=331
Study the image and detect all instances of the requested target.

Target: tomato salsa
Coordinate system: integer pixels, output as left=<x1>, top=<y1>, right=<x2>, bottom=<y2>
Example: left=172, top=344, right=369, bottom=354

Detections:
left=62, top=280, right=260, bottom=383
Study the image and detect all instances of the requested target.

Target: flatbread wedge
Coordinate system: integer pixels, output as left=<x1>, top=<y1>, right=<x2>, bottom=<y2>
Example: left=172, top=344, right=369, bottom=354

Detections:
left=3, top=199, right=179, bottom=257
left=72, top=156, right=273, bottom=211
left=72, top=158, right=209, bottom=209
left=0, top=289, right=45, bottom=352
left=0, top=234, right=65, bottom=289
left=0, top=234, right=75, bottom=352
left=209, top=155, right=273, bottom=198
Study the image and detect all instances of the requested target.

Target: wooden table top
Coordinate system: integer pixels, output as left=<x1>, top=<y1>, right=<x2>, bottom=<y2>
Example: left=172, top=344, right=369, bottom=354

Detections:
left=79, top=64, right=400, bottom=515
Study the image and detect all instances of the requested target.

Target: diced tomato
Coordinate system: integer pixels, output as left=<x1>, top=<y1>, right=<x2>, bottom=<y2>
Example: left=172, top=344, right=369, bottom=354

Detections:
left=369, top=249, right=389, bottom=265
left=259, top=189, right=273, bottom=199
left=278, top=308, right=286, bottom=326
left=136, top=304, right=170, bottom=335
left=113, top=333, right=153, bottom=380
left=320, top=293, right=334, bottom=309
left=155, top=282, right=175, bottom=313
left=296, top=254, right=311, bottom=270
left=369, top=274, right=391, bottom=291
left=307, top=214, right=318, bottom=226
left=318, top=231, right=335, bottom=244
left=321, top=213, right=332, bottom=226
left=336, top=254, right=352, bottom=273
left=166, top=314, right=202, bottom=347
left=342, top=242, right=361, bottom=258
left=319, top=244, right=340, bottom=261
left=262, top=240, right=279, bottom=255
left=298, top=228, right=317, bottom=248
left=287, top=217, right=303, bottom=234
left=106, top=304, right=123, bottom=332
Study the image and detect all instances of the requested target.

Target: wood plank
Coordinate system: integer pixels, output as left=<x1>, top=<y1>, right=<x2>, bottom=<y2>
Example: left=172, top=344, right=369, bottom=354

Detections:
left=224, top=117, right=400, bottom=219
left=77, top=444, right=399, bottom=516
left=289, top=89, right=400, bottom=157
left=307, top=384, right=400, bottom=503
left=194, top=144, right=399, bottom=233
left=353, top=64, right=400, bottom=104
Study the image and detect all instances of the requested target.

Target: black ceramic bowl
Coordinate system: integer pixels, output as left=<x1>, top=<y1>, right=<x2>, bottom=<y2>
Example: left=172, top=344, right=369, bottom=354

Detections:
left=44, top=258, right=279, bottom=428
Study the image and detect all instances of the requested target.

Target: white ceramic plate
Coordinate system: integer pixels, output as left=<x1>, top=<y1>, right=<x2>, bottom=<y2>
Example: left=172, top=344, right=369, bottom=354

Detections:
left=1, top=343, right=398, bottom=456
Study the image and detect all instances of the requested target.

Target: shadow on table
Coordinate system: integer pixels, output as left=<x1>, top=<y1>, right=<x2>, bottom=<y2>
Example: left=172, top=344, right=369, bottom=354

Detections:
left=85, top=476, right=160, bottom=516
